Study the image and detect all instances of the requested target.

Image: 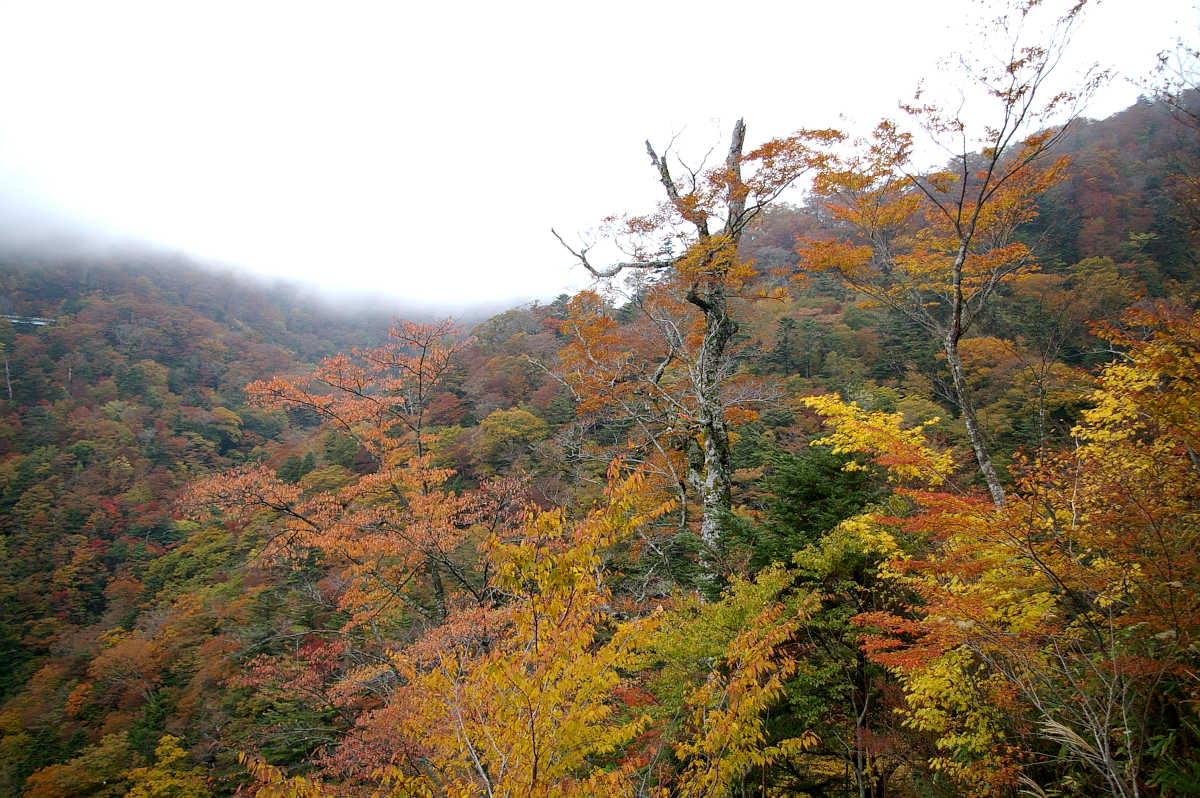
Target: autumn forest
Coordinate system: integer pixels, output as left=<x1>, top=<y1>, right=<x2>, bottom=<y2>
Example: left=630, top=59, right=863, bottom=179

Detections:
left=2, top=4, right=1200, bottom=797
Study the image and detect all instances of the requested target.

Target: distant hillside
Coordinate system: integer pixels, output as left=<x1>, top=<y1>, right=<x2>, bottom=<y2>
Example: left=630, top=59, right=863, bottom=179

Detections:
left=740, top=92, right=1200, bottom=295
left=0, top=250, right=581, bottom=794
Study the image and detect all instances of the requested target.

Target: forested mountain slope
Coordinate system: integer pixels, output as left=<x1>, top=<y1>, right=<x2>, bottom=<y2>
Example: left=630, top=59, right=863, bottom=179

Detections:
left=0, top=85, right=1197, bottom=797
left=0, top=258, right=409, bottom=790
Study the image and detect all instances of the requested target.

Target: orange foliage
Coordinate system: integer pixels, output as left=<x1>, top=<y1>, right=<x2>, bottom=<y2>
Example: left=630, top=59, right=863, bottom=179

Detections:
left=809, top=304, right=1200, bottom=795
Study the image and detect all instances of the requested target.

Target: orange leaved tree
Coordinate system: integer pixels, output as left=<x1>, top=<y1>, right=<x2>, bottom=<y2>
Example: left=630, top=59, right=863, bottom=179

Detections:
left=803, top=0, right=1105, bottom=506
left=187, top=320, right=507, bottom=630
left=185, top=320, right=530, bottom=777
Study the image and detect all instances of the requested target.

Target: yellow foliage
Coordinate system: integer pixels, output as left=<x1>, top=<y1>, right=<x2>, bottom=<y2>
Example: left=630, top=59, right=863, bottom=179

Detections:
left=819, top=305, right=1200, bottom=795
left=898, top=648, right=1016, bottom=796
left=671, top=597, right=819, bottom=798
left=240, top=754, right=331, bottom=798
left=126, top=735, right=211, bottom=798
left=378, top=469, right=673, bottom=797
left=801, top=394, right=954, bottom=483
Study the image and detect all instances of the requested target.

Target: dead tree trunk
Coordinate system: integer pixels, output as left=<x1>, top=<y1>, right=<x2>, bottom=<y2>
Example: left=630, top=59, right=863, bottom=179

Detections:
left=556, top=119, right=830, bottom=579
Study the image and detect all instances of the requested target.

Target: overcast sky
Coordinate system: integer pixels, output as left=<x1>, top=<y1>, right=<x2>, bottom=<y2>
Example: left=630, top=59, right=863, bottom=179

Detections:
left=0, top=0, right=1193, bottom=308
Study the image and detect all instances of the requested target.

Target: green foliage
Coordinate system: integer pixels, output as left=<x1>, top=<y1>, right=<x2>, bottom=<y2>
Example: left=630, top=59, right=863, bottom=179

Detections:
left=321, top=430, right=358, bottom=467
left=644, top=566, right=798, bottom=693
left=276, top=451, right=316, bottom=483
left=1147, top=718, right=1200, bottom=794
left=128, top=691, right=175, bottom=759
left=141, top=525, right=245, bottom=602
left=725, top=446, right=875, bottom=573
left=20, top=733, right=139, bottom=798
left=631, top=566, right=821, bottom=795
left=117, top=364, right=150, bottom=397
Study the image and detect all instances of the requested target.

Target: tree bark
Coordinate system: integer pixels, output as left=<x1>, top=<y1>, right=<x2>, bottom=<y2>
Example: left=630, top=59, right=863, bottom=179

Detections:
left=684, top=120, right=746, bottom=571
left=427, top=555, right=447, bottom=622
left=945, top=240, right=1006, bottom=507
left=691, top=285, right=736, bottom=560
left=559, top=119, right=765, bottom=580
left=943, top=334, right=1006, bottom=506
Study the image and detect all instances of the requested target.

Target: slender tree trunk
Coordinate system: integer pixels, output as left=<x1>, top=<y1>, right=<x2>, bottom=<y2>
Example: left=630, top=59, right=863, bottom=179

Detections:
left=943, top=334, right=1006, bottom=506
left=946, top=239, right=1006, bottom=507
left=696, top=417, right=733, bottom=554
left=4, top=356, right=11, bottom=401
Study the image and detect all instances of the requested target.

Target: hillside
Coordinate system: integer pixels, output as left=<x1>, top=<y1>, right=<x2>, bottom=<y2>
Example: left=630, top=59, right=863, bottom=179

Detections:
left=0, top=88, right=1197, bottom=797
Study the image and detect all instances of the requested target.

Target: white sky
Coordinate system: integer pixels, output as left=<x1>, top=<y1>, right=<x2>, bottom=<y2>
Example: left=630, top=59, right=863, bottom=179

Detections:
left=0, top=0, right=1193, bottom=307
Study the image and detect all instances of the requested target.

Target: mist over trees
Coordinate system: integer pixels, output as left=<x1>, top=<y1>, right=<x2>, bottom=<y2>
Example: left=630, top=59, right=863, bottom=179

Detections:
left=0, top=3, right=1198, bottom=796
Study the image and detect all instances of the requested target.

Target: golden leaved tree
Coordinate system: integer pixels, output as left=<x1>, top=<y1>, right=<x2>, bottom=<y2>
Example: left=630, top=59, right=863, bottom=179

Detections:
left=802, top=304, right=1200, bottom=797
left=236, top=466, right=820, bottom=797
